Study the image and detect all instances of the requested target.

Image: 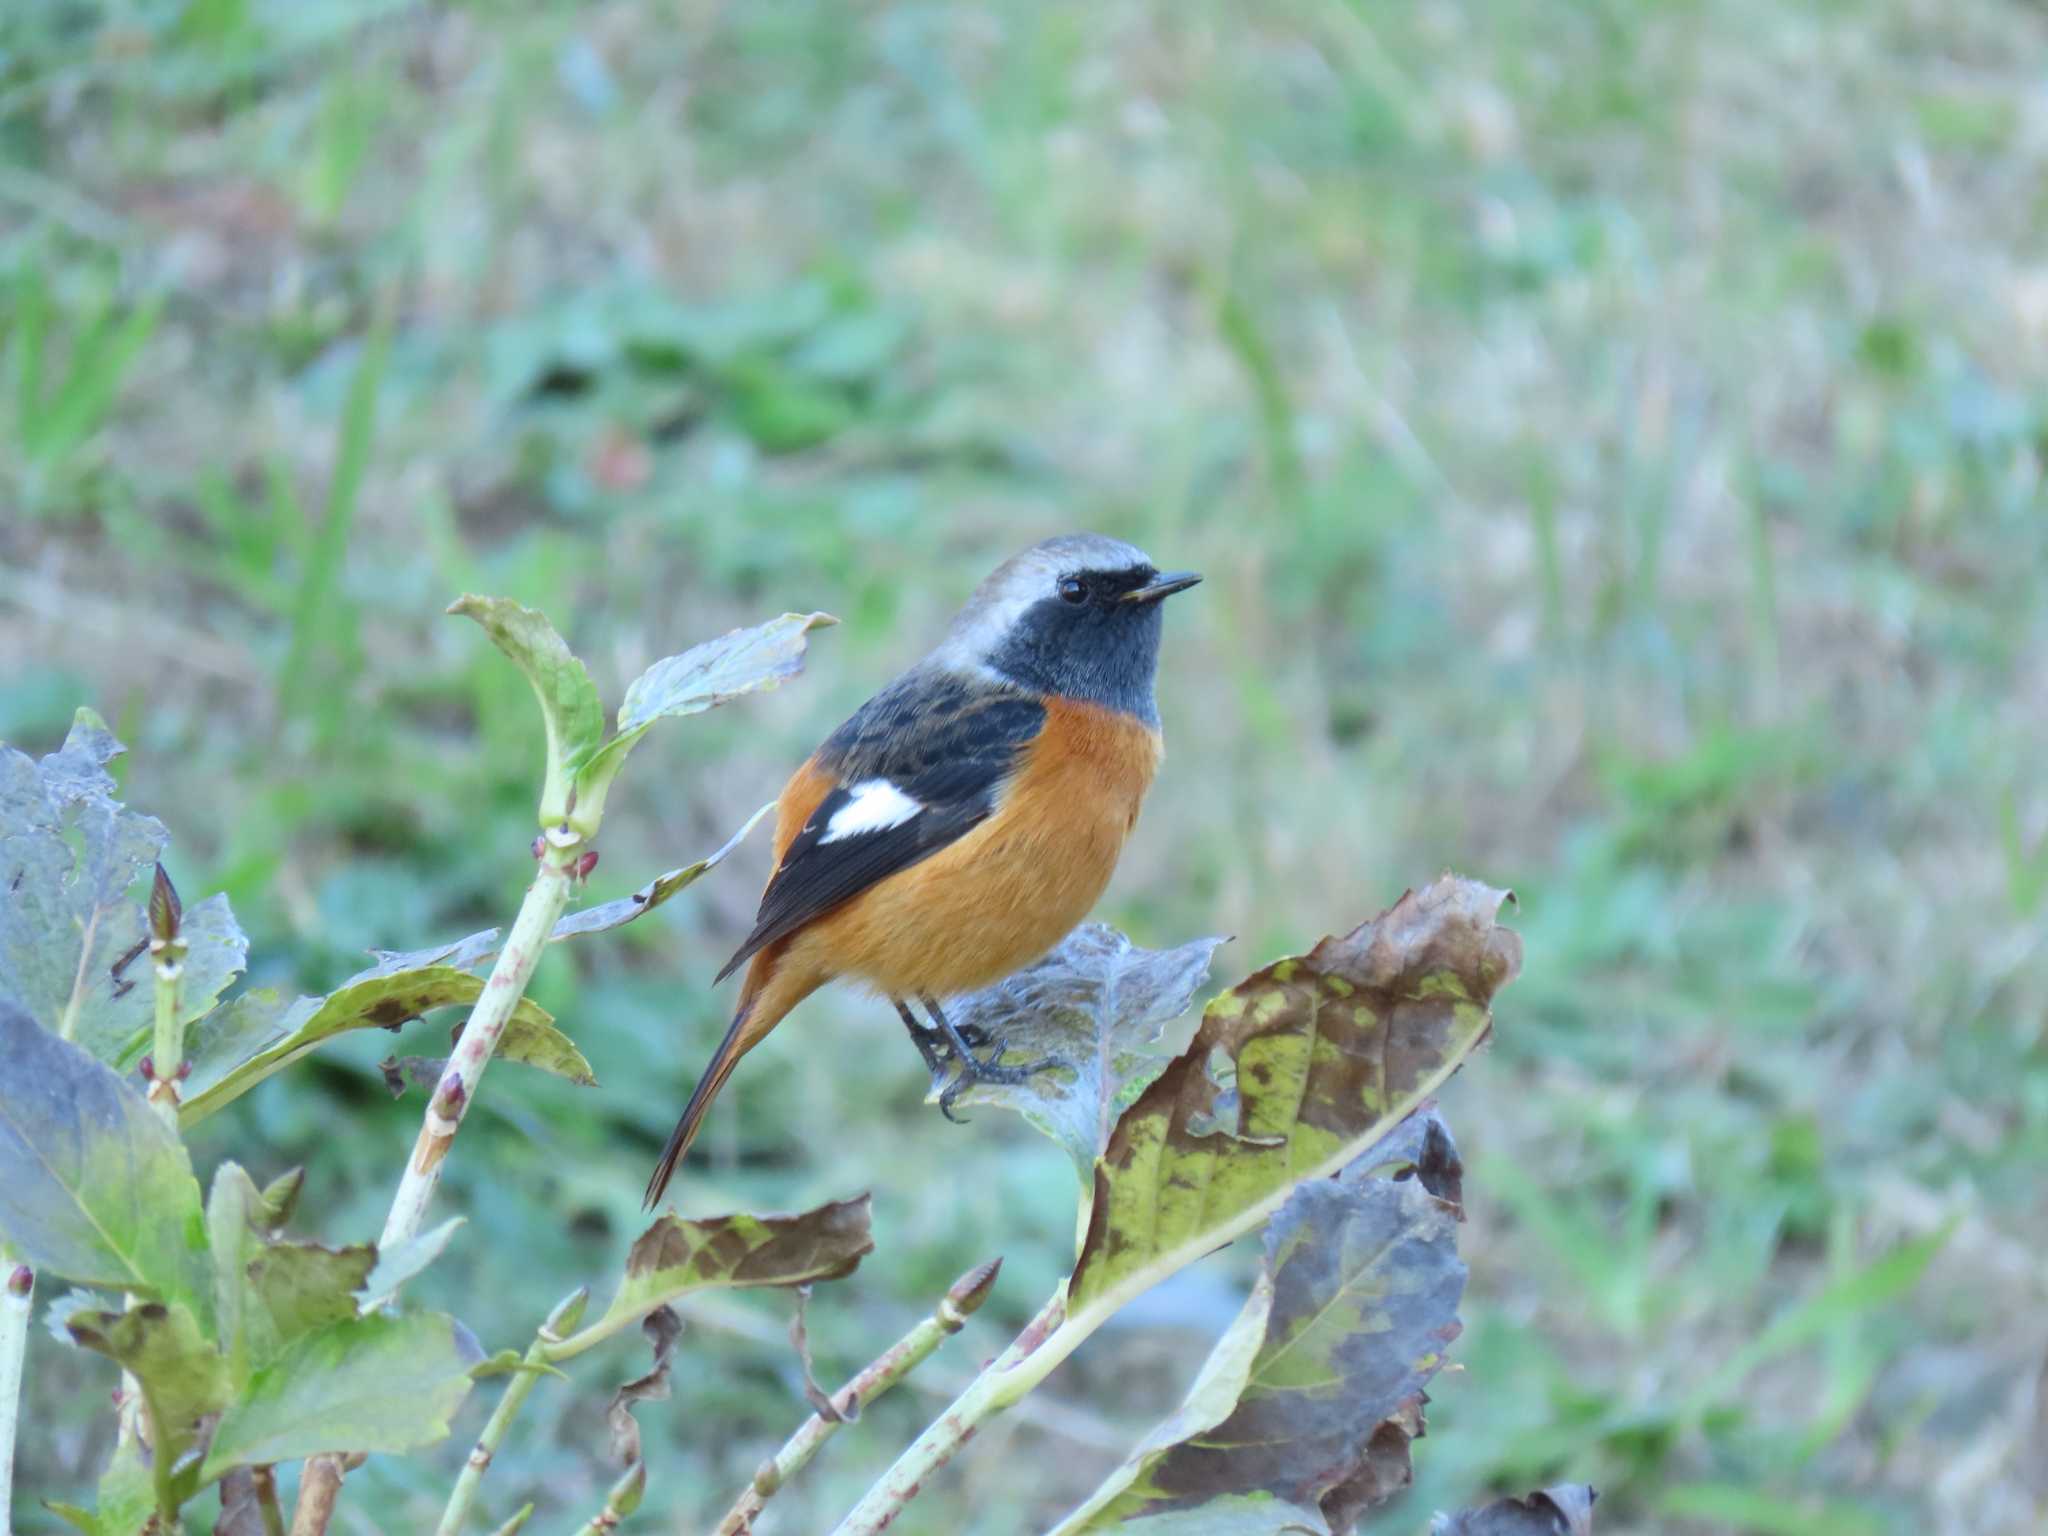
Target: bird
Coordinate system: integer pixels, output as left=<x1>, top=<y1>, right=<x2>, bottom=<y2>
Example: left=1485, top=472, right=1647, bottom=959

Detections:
left=644, top=533, right=1200, bottom=1205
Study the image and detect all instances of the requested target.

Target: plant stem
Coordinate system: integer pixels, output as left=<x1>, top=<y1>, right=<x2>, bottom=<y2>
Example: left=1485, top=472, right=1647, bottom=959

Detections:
left=380, top=836, right=580, bottom=1254
left=715, top=1259, right=1001, bottom=1536
left=146, top=926, right=186, bottom=1126
left=253, top=1465, right=288, bottom=1536
left=571, top=1461, right=644, bottom=1535
left=1, top=1249, right=31, bottom=1536
left=435, top=1347, right=547, bottom=1536
left=828, top=1289, right=1097, bottom=1536
left=289, top=1451, right=363, bottom=1536
left=436, top=1281, right=587, bottom=1536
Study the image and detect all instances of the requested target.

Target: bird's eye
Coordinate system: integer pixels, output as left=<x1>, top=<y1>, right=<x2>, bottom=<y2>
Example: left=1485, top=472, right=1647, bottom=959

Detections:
left=1058, top=575, right=1088, bottom=605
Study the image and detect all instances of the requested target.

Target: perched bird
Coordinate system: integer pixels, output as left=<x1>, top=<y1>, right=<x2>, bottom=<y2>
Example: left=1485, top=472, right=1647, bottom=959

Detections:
left=645, top=533, right=1199, bottom=1204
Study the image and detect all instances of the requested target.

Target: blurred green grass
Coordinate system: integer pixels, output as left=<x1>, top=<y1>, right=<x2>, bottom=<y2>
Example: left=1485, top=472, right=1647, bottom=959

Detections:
left=4, top=1, right=2046, bottom=1533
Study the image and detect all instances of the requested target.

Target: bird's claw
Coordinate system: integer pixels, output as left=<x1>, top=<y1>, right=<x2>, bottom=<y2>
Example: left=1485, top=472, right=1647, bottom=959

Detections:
left=935, top=1048, right=1058, bottom=1122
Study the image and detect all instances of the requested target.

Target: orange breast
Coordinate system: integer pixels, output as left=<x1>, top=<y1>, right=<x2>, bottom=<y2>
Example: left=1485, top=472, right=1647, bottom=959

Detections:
left=784, top=698, right=1161, bottom=999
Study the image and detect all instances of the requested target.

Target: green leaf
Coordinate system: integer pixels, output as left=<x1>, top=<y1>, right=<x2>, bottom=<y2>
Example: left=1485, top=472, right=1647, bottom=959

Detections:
left=206, top=1159, right=381, bottom=1383
left=939, top=925, right=1226, bottom=1177
left=356, top=1215, right=464, bottom=1314
left=242, top=1240, right=378, bottom=1369
left=1055, top=1114, right=1466, bottom=1533
left=180, top=966, right=564, bottom=1123
left=207, top=1161, right=267, bottom=1383
left=0, top=710, right=249, bottom=1063
left=1068, top=877, right=1519, bottom=1326
left=550, top=1195, right=874, bottom=1360
left=497, top=1011, right=597, bottom=1086
left=202, top=1312, right=482, bottom=1477
left=573, top=611, right=836, bottom=829
left=0, top=1003, right=211, bottom=1318
left=45, top=1431, right=156, bottom=1536
left=448, top=594, right=606, bottom=825
left=67, top=1301, right=231, bottom=1490
left=1433, top=1485, right=1599, bottom=1535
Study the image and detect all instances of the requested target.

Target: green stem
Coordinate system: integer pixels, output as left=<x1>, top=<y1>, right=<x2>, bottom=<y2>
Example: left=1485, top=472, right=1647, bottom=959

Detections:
left=436, top=1343, right=548, bottom=1536
left=253, top=1466, right=287, bottom=1536
left=571, top=1462, right=644, bottom=1535
left=379, top=836, right=580, bottom=1254
left=828, top=1287, right=1089, bottom=1536
left=714, top=1259, right=1002, bottom=1536
left=437, top=1288, right=587, bottom=1536
left=146, top=932, right=186, bottom=1126
left=1, top=1249, right=30, bottom=1536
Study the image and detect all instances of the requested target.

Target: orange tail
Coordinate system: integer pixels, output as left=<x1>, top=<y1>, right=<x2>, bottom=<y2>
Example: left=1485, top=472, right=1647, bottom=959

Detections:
left=644, top=948, right=819, bottom=1207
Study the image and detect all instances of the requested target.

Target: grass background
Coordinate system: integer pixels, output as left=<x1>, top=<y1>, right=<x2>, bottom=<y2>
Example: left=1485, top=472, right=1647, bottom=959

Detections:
left=4, top=1, right=2047, bottom=1532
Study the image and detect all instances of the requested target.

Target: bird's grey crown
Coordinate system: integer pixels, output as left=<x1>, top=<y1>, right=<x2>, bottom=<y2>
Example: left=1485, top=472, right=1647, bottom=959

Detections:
left=927, top=532, right=1170, bottom=723
left=930, top=533, right=1154, bottom=671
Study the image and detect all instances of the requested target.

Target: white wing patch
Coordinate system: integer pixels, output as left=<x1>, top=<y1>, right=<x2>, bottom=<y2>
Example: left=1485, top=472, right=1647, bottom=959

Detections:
left=821, top=778, right=923, bottom=844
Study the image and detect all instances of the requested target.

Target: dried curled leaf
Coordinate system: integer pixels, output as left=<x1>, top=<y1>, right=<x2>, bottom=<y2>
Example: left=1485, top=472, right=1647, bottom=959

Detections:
left=0, top=710, right=247, bottom=1064
left=1433, top=1485, right=1598, bottom=1535
left=1069, top=877, right=1519, bottom=1322
left=938, top=925, right=1227, bottom=1176
left=606, top=1305, right=682, bottom=1466
left=1053, top=1111, right=1468, bottom=1534
left=551, top=1195, right=874, bottom=1361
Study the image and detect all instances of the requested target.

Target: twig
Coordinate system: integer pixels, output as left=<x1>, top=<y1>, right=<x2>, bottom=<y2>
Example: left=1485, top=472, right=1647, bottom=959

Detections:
left=144, top=864, right=187, bottom=1125
left=667, top=1292, right=1122, bottom=1452
left=289, top=1451, right=364, bottom=1536
left=572, top=1462, right=645, bottom=1535
left=828, top=1288, right=1085, bottom=1536
left=435, top=1288, right=588, bottom=1536
left=380, top=835, right=581, bottom=1253
left=713, top=1259, right=1001, bottom=1536
left=253, top=1465, right=288, bottom=1536
left=1, top=1252, right=31, bottom=1536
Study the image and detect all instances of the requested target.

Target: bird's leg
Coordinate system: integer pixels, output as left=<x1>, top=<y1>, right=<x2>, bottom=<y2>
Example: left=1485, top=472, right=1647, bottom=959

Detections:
left=919, top=993, right=1058, bottom=1121
left=892, top=996, right=954, bottom=1079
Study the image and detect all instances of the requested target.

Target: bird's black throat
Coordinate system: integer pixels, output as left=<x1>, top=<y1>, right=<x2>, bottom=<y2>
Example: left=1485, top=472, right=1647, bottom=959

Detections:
left=984, top=584, right=1165, bottom=724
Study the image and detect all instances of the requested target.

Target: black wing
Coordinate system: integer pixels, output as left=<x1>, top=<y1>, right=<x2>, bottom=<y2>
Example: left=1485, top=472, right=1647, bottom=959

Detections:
left=714, top=671, right=1046, bottom=982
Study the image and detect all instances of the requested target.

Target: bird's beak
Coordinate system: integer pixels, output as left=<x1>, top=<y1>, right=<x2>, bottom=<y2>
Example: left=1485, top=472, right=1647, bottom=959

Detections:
left=1121, top=571, right=1203, bottom=604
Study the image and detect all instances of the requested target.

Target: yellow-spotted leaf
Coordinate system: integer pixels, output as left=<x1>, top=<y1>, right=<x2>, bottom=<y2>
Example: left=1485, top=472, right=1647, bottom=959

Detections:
left=549, top=1195, right=873, bottom=1361
left=1068, top=876, right=1518, bottom=1322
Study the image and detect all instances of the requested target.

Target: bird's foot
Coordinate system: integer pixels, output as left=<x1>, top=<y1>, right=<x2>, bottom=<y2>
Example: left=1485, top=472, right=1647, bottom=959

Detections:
left=935, top=1047, right=1060, bottom=1122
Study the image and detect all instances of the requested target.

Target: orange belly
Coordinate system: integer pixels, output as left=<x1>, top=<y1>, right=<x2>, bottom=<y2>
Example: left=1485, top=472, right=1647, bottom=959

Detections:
left=778, top=698, right=1160, bottom=1000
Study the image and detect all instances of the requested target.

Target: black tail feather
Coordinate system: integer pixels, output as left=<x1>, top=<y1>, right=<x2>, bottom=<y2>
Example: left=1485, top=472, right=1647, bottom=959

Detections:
left=645, top=998, right=756, bottom=1208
